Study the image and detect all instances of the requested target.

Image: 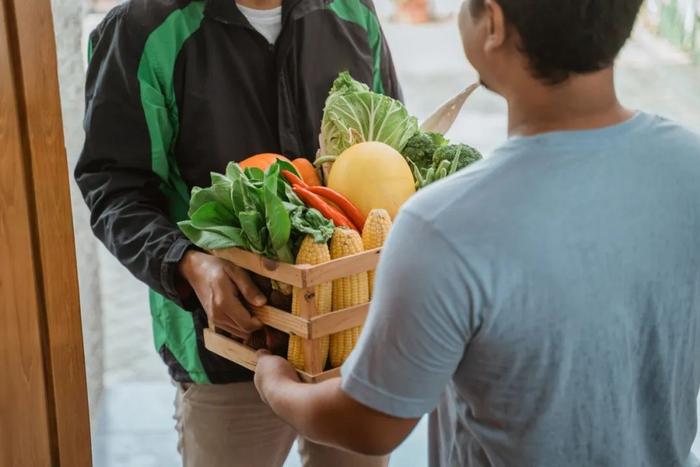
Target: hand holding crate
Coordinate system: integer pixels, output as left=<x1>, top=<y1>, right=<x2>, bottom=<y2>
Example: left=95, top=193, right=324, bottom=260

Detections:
left=205, top=210, right=392, bottom=382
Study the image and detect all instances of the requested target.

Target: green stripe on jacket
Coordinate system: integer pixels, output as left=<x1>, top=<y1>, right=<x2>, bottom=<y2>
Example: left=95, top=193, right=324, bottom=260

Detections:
left=137, top=1, right=211, bottom=384
left=327, top=0, right=385, bottom=94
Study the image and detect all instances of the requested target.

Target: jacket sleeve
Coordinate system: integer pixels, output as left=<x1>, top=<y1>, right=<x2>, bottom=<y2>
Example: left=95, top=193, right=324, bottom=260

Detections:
left=75, top=5, right=193, bottom=306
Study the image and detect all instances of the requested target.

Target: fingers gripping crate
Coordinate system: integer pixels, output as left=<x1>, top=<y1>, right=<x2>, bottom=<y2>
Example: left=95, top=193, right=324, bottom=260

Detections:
left=203, top=246, right=382, bottom=383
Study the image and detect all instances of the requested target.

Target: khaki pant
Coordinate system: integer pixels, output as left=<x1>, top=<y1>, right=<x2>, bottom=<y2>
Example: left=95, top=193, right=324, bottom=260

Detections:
left=174, top=381, right=390, bottom=467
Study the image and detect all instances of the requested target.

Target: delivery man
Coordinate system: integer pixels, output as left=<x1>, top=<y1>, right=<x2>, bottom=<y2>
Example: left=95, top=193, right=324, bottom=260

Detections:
left=253, top=0, right=700, bottom=466
left=75, top=0, right=401, bottom=465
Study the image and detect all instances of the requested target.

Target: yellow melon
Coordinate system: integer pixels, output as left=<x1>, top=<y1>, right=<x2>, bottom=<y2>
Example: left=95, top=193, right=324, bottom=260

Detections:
left=327, top=142, right=415, bottom=219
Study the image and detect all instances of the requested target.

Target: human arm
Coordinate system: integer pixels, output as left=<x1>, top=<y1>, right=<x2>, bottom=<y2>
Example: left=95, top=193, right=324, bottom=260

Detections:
left=255, top=208, right=477, bottom=453
left=255, top=355, right=418, bottom=456
left=76, top=7, right=264, bottom=337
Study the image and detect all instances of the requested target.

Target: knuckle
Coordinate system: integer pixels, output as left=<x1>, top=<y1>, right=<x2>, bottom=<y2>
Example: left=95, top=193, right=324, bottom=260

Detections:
left=213, top=269, right=227, bottom=282
left=212, top=297, right=225, bottom=310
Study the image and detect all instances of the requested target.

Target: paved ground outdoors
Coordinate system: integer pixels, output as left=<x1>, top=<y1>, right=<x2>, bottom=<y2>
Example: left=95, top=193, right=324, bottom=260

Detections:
left=88, top=2, right=700, bottom=465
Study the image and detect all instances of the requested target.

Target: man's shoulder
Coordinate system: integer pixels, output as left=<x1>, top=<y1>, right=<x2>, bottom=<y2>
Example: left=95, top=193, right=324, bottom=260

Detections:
left=95, top=0, right=200, bottom=36
left=90, top=0, right=206, bottom=62
left=618, top=113, right=700, bottom=180
left=644, top=113, right=700, bottom=150
left=402, top=151, right=509, bottom=222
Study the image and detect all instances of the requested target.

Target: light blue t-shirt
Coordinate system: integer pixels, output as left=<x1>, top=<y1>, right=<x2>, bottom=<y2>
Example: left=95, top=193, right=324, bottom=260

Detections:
left=342, top=113, right=700, bottom=467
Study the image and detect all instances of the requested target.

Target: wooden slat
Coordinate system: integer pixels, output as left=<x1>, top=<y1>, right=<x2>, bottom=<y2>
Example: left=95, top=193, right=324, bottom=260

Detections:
left=212, top=247, right=382, bottom=288
left=299, top=287, right=325, bottom=375
left=204, top=329, right=258, bottom=373
left=304, top=248, right=382, bottom=287
left=211, top=247, right=307, bottom=288
left=9, top=0, right=91, bottom=463
left=298, top=367, right=341, bottom=384
left=0, top=1, right=54, bottom=463
left=252, top=305, right=309, bottom=338
left=309, top=303, right=370, bottom=339
left=204, top=329, right=341, bottom=383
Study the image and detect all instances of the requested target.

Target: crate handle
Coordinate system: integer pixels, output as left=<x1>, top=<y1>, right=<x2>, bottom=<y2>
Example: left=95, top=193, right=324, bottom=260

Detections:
left=203, top=328, right=258, bottom=373
left=203, top=328, right=342, bottom=383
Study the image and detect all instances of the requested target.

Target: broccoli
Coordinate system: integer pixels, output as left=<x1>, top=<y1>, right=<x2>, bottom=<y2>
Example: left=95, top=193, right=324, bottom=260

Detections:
left=433, top=143, right=483, bottom=172
left=428, top=132, right=449, bottom=149
left=402, top=133, right=434, bottom=170
left=413, top=143, right=483, bottom=189
left=402, top=132, right=447, bottom=171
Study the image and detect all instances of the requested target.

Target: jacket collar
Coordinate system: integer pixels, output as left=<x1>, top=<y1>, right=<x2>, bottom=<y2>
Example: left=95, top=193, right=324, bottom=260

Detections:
left=204, top=0, right=324, bottom=26
left=204, top=0, right=248, bottom=26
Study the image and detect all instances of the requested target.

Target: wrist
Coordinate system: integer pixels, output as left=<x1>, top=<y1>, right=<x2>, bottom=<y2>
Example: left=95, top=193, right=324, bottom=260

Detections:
left=178, top=248, right=203, bottom=283
left=266, top=376, right=294, bottom=410
left=177, top=248, right=206, bottom=302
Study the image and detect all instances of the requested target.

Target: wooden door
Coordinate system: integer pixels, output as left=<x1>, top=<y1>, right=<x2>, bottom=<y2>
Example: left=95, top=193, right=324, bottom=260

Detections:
left=0, top=0, right=92, bottom=465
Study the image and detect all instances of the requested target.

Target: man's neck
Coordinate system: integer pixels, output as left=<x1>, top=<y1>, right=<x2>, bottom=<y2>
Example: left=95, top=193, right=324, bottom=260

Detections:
left=505, top=68, right=633, bottom=137
left=236, top=0, right=282, bottom=10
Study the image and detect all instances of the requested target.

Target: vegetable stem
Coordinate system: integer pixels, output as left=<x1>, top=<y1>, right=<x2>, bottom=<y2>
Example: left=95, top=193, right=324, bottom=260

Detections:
left=314, top=155, right=338, bottom=167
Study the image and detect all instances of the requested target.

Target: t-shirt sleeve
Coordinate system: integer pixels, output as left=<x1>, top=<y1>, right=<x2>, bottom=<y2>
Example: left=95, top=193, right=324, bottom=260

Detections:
left=341, top=209, right=478, bottom=418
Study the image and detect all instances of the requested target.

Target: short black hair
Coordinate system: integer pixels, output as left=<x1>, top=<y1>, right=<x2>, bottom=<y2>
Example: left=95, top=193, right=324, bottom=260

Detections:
left=470, top=0, right=644, bottom=83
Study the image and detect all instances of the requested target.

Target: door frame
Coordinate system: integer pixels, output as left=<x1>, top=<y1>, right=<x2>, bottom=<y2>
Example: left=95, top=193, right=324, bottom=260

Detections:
left=0, top=0, right=92, bottom=464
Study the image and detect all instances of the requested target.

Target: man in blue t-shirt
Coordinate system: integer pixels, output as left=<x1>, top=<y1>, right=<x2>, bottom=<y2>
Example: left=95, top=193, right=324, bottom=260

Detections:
left=253, top=0, right=700, bottom=465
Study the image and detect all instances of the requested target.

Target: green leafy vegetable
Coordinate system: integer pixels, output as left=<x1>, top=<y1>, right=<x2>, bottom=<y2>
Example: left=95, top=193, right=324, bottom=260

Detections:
left=433, top=143, right=483, bottom=171
left=263, top=163, right=294, bottom=263
left=402, top=131, right=450, bottom=173
left=290, top=207, right=335, bottom=244
left=178, top=223, right=247, bottom=250
left=411, top=143, right=484, bottom=189
left=318, top=72, right=420, bottom=161
left=178, top=160, right=334, bottom=263
left=190, top=202, right=236, bottom=229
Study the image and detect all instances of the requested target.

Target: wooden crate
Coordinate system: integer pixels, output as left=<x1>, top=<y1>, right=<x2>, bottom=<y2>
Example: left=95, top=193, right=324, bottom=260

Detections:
left=203, top=246, right=382, bottom=383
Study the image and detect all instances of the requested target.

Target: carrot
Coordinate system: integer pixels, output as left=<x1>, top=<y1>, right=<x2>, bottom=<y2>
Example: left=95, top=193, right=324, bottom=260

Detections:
left=307, top=186, right=366, bottom=230
left=292, top=158, right=322, bottom=186
left=240, top=153, right=291, bottom=170
left=281, top=170, right=307, bottom=188
left=282, top=170, right=352, bottom=225
left=292, top=186, right=357, bottom=230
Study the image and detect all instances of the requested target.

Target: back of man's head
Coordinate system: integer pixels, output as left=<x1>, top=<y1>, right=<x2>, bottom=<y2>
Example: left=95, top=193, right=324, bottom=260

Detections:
left=467, top=0, right=644, bottom=84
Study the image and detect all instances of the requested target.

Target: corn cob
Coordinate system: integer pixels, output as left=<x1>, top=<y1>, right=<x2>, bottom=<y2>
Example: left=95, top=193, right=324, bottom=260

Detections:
left=329, top=228, right=369, bottom=367
left=287, top=236, right=332, bottom=371
left=361, top=209, right=392, bottom=297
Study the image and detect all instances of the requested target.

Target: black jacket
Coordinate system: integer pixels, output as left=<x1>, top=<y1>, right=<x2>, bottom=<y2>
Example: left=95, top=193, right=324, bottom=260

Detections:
left=76, top=0, right=401, bottom=383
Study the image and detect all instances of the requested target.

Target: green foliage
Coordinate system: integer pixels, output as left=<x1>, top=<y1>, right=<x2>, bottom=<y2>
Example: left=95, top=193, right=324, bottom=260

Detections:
left=319, top=72, right=420, bottom=159
left=178, top=161, right=334, bottom=261
left=402, top=131, right=449, bottom=171
left=412, top=143, right=484, bottom=189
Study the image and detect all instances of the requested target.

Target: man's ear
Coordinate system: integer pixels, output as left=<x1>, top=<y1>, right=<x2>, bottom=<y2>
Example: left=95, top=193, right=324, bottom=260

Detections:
left=483, top=0, right=506, bottom=55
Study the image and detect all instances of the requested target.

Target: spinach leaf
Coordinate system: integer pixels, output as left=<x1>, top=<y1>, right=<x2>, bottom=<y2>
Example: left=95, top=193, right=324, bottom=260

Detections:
left=181, top=160, right=334, bottom=264
left=275, top=159, right=301, bottom=178
left=210, top=173, right=235, bottom=208
left=264, top=163, right=292, bottom=258
left=190, top=201, right=237, bottom=229
left=244, top=167, right=265, bottom=182
left=178, top=221, right=247, bottom=250
left=239, top=210, right=266, bottom=253
left=189, top=186, right=234, bottom=220
left=284, top=182, right=304, bottom=207
left=226, top=164, right=249, bottom=215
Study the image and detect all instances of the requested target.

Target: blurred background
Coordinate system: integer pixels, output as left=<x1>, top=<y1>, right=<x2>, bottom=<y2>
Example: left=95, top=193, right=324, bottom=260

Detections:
left=51, top=0, right=700, bottom=465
